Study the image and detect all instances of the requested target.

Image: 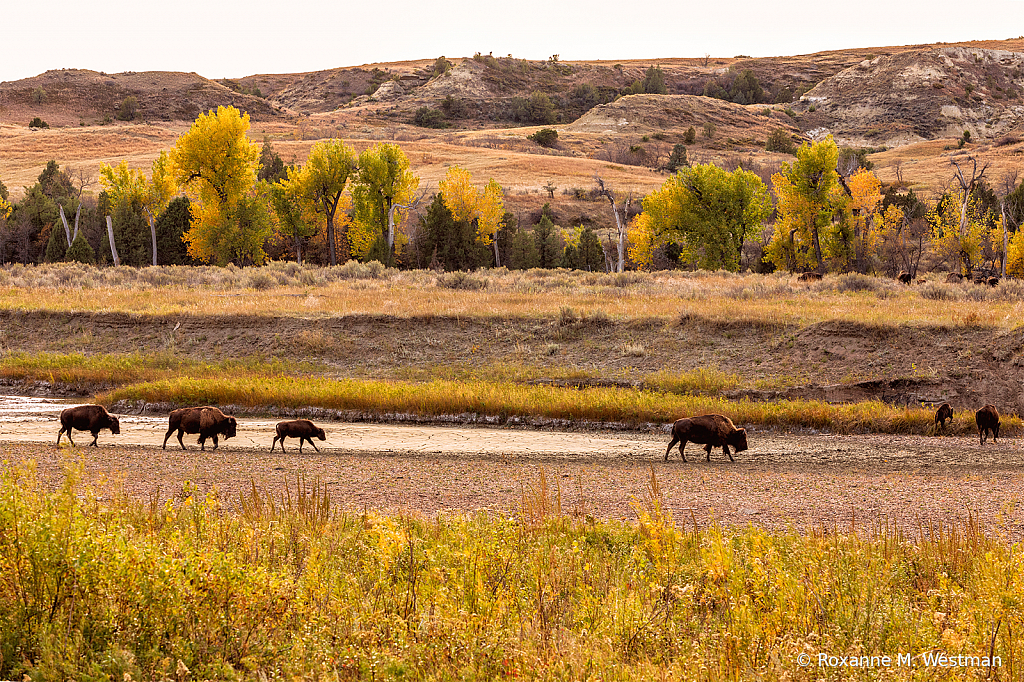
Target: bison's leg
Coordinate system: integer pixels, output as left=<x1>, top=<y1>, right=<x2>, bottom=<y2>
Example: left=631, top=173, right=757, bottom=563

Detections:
left=271, top=435, right=282, bottom=452
left=678, top=440, right=687, bottom=462
left=704, top=443, right=713, bottom=462
left=58, top=426, right=74, bottom=446
left=57, top=425, right=67, bottom=445
left=723, top=444, right=734, bottom=462
left=90, top=430, right=100, bottom=447
left=177, top=430, right=187, bottom=450
left=305, top=437, right=320, bottom=452
left=211, top=434, right=219, bottom=451
left=163, top=427, right=175, bottom=450
left=298, top=437, right=303, bottom=453
left=664, top=436, right=679, bottom=461
left=994, top=425, right=999, bottom=443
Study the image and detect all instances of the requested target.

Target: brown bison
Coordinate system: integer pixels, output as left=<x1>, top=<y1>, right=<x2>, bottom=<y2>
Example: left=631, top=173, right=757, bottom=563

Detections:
left=945, top=273, right=963, bottom=283
left=162, top=406, right=237, bottom=451
left=934, top=403, right=954, bottom=431
left=57, top=404, right=120, bottom=447
left=665, top=414, right=748, bottom=462
left=797, top=272, right=822, bottom=282
left=271, top=419, right=327, bottom=453
left=897, top=272, right=912, bottom=284
left=988, top=276, right=1000, bottom=287
left=976, top=404, right=1000, bottom=445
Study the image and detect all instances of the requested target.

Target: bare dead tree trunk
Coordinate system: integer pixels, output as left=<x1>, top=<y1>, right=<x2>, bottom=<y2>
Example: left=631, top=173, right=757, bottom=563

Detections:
left=595, top=177, right=629, bottom=273
left=58, top=205, right=72, bottom=247
left=144, top=209, right=158, bottom=266
left=951, top=157, right=988, bottom=275
left=386, top=189, right=428, bottom=265
left=105, top=216, right=120, bottom=266
left=72, top=204, right=80, bottom=243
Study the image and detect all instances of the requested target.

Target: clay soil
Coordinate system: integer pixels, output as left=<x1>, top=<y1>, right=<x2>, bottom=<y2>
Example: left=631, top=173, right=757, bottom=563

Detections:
left=2, top=420, right=1023, bottom=539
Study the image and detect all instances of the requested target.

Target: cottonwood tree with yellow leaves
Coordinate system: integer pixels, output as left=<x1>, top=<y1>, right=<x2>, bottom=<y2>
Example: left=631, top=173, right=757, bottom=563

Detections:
left=350, top=143, right=420, bottom=264
left=170, top=106, right=271, bottom=265
left=284, top=139, right=357, bottom=266
left=764, top=136, right=850, bottom=273
left=628, top=163, right=770, bottom=271
left=437, top=166, right=505, bottom=265
left=99, top=152, right=176, bottom=266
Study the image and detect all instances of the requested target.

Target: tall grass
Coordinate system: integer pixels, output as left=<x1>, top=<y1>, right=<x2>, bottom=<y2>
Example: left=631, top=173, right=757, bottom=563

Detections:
left=1, top=466, right=1020, bottom=680
left=98, top=374, right=1012, bottom=434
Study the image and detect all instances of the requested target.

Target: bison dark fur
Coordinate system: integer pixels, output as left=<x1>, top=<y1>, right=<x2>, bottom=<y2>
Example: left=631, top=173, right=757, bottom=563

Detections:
left=934, top=403, right=954, bottom=431
left=665, top=414, right=748, bottom=462
left=797, top=272, right=822, bottom=282
left=988, top=276, right=1000, bottom=287
left=271, top=419, right=327, bottom=453
left=897, top=272, right=912, bottom=284
left=976, top=404, right=1000, bottom=445
left=162, top=406, right=237, bottom=451
left=945, top=273, right=963, bottom=283
left=57, top=404, right=120, bottom=447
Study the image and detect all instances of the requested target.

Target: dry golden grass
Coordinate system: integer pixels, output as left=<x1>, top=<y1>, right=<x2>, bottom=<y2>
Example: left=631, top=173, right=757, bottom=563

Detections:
left=3, top=264, right=1024, bottom=330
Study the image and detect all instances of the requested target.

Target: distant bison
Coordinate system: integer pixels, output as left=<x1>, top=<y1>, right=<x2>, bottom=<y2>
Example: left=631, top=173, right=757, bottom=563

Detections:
left=665, top=414, right=748, bottom=462
left=988, top=276, right=1000, bottom=287
left=945, top=273, right=963, bottom=284
left=162, top=406, right=237, bottom=451
left=797, top=272, right=822, bottom=282
left=934, top=403, right=954, bottom=431
left=271, top=419, right=327, bottom=453
left=976, top=404, right=1000, bottom=445
left=57, top=404, right=120, bottom=447
left=897, top=272, right=912, bottom=284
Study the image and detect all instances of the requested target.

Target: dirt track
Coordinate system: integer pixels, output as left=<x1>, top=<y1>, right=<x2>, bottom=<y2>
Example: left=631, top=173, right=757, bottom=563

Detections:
left=3, top=410, right=1023, bottom=538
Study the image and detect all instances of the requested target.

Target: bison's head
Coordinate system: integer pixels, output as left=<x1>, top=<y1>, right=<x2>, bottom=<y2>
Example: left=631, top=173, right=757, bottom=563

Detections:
left=728, top=427, right=748, bottom=453
left=109, top=415, right=121, bottom=435
left=315, top=427, right=327, bottom=441
left=224, top=416, right=238, bottom=439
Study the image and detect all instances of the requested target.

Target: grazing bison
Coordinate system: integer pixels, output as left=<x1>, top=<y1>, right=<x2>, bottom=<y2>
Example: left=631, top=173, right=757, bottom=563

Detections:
left=988, top=276, right=1000, bottom=287
left=57, top=404, right=120, bottom=447
left=976, top=404, right=1000, bottom=445
left=945, top=273, right=963, bottom=283
left=934, top=403, right=954, bottom=431
left=162, top=406, right=237, bottom=451
left=271, top=419, right=327, bottom=453
left=665, top=414, right=748, bottom=462
left=797, top=272, right=822, bottom=282
left=897, top=272, right=912, bottom=284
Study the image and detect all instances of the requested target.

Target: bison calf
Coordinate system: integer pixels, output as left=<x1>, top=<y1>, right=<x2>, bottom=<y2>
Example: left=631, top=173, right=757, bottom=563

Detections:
left=976, top=404, right=1000, bottom=445
left=665, top=414, right=748, bottom=462
left=162, top=406, right=237, bottom=451
left=797, top=272, right=822, bottom=282
left=271, top=419, right=327, bottom=453
left=57, top=404, right=120, bottom=447
left=934, top=403, right=954, bottom=432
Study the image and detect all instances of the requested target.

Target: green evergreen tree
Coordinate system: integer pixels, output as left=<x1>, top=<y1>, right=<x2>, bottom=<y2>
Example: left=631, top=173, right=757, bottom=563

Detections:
left=44, top=225, right=67, bottom=262
left=642, top=66, right=668, bottom=94
left=417, top=194, right=489, bottom=271
left=578, top=227, right=605, bottom=271
left=494, top=211, right=517, bottom=267
left=666, top=144, right=689, bottom=172
left=154, top=196, right=193, bottom=265
left=533, top=214, right=562, bottom=268
left=561, top=243, right=581, bottom=269
left=112, top=198, right=150, bottom=266
left=507, top=230, right=539, bottom=270
left=65, top=231, right=96, bottom=264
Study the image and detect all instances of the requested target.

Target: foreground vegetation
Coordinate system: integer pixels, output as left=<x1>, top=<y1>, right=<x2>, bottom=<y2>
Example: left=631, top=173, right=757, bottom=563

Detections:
left=1, top=465, right=1020, bottom=681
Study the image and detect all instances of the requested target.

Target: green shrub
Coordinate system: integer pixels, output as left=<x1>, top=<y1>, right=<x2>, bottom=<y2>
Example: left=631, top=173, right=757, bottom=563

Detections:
left=115, top=96, right=138, bottom=121
left=413, top=107, right=447, bottom=128
left=65, top=232, right=96, bottom=264
left=765, top=129, right=797, bottom=154
left=529, top=128, right=558, bottom=147
left=683, top=126, right=696, bottom=144
left=28, top=117, right=49, bottom=129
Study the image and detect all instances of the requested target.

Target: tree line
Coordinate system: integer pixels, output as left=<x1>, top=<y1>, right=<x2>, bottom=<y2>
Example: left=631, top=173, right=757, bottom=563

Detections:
left=2, top=106, right=1023, bottom=278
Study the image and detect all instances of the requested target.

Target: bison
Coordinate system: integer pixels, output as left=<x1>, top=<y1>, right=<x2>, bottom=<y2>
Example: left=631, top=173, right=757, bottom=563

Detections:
left=665, top=414, right=748, bottom=462
left=57, top=404, right=120, bottom=447
left=945, top=273, right=964, bottom=284
left=162, top=406, right=237, bottom=451
left=988, top=276, right=1000, bottom=287
left=976, top=404, right=1000, bottom=445
left=271, top=419, right=327, bottom=453
left=897, top=272, right=912, bottom=284
left=934, top=403, right=954, bottom=432
left=797, top=272, right=822, bottom=282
